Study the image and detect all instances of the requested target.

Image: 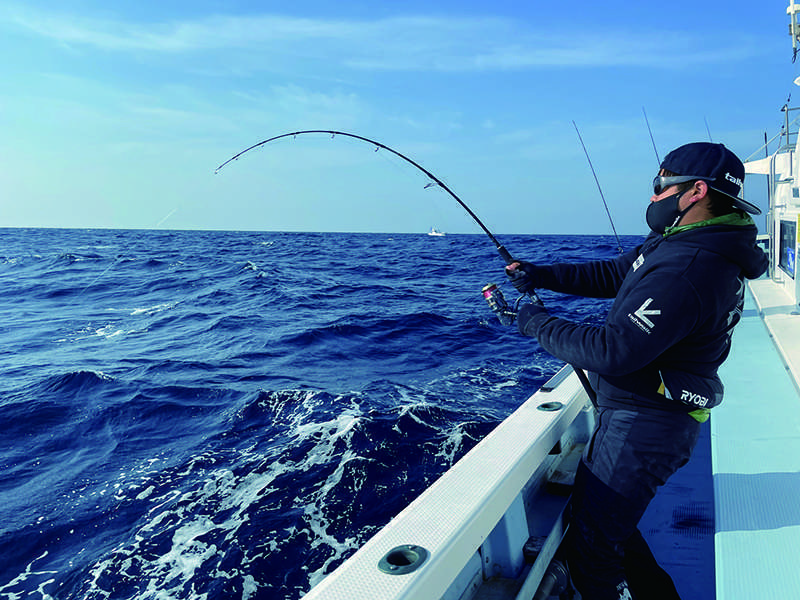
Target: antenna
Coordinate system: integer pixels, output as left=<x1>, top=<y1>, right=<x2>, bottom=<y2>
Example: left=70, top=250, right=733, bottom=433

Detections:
left=704, top=116, right=713, bottom=142
left=790, top=0, right=800, bottom=61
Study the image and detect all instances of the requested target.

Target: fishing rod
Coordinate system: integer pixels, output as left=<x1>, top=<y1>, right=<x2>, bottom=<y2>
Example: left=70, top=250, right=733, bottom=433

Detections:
left=704, top=117, right=713, bottom=142
left=572, top=121, right=623, bottom=255
left=215, top=130, right=517, bottom=265
left=215, top=129, right=597, bottom=401
left=642, top=107, right=661, bottom=165
left=216, top=129, right=546, bottom=311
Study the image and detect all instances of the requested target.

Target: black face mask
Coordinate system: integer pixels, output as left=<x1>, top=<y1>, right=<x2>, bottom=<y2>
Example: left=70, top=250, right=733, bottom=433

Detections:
left=646, top=191, right=694, bottom=234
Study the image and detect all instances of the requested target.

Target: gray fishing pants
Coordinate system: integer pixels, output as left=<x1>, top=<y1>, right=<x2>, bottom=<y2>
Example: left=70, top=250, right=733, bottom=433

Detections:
left=564, top=405, right=701, bottom=600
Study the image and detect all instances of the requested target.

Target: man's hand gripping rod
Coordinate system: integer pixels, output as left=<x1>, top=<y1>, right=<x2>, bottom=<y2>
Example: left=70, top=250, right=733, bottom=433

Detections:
left=482, top=249, right=544, bottom=326
left=483, top=250, right=597, bottom=405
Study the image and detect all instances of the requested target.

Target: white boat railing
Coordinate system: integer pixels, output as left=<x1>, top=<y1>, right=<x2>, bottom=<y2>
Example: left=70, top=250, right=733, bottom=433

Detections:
left=745, top=118, right=800, bottom=307
left=301, top=365, right=594, bottom=600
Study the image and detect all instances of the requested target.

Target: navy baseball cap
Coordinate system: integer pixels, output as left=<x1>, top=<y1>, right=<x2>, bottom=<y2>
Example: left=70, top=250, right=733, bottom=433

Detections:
left=660, top=142, right=761, bottom=215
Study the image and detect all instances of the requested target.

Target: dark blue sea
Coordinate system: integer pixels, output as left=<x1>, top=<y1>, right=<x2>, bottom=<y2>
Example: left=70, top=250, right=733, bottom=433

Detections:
left=0, top=229, right=645, bottom=599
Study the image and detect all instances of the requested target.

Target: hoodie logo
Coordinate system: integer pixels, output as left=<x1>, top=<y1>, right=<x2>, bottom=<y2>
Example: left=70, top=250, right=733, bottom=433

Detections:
left=724, top=277, right=746, bottom=342
left=629, top=297, right=661, bottom=333
left=616, top=581, right=633, bottom=600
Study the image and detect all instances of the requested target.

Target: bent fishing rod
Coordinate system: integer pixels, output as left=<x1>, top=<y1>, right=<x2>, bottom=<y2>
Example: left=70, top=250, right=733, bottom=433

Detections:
left=215, top=130, right=597, bottom=402
left=216, top=130, right=516, bottom=263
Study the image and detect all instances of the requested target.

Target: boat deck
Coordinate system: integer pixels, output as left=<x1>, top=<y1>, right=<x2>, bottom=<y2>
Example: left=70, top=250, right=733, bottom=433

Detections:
left=712, top=280, right=800, bottom=597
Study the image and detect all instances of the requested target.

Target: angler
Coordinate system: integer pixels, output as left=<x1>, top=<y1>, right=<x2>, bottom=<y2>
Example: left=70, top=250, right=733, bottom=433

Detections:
left=505, top=142, right=766, bottom=599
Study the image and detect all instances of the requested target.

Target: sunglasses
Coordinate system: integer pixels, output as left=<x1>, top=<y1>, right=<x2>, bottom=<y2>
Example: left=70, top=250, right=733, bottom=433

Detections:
left=652, top=175, right=713, bottom=195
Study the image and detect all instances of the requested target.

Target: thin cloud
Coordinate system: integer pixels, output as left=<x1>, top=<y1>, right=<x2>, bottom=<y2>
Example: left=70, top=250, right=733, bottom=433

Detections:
left=3, top=6, right=759, bottom=71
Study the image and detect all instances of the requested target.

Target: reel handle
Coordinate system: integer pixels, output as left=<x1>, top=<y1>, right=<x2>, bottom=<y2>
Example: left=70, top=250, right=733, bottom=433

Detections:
left=525, top=289, right=545, bottom=307
left=499, top=246, right=544, bottom=307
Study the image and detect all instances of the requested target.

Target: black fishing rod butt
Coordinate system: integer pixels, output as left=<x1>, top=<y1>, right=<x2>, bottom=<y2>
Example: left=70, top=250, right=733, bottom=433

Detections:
left=497, top=245, right=514, bottom=265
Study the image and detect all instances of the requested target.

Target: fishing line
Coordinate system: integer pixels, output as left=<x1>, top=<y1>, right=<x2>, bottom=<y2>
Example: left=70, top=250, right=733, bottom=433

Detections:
left=156, top=207, right=180, bottom=228
left=572, top=121, right=623, bottom=255
left=75, top=256, right=123, bottom=299
left=216, top=129, right=597, bottom=403
left=364, top=139, right=451, bottom=228
left=75, top=205, right=179, bottom=299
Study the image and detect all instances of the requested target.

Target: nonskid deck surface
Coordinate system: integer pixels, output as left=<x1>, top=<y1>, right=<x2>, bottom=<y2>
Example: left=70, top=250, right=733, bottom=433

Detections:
left=638, top=422, right=715, bottom=600
left=712, top=282, right=800, bottom=597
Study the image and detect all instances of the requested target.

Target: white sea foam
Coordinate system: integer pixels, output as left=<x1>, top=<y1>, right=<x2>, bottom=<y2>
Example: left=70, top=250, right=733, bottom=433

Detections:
left=491, top=379, right=518, bottom=390
left=77, top=415, right=347, bottom=600
left=0, top=552, right=58, bottom=600
left=435, top=421, right=481, bottom=465
left=136, top=485, right=156, bottom=501
left=130, top=303, right=175, bottom=316
left=290, top=400, right=367, bottom=588
left=94, top=324, right=124, bottom=339
left=58, top=323, right=134, bottom=343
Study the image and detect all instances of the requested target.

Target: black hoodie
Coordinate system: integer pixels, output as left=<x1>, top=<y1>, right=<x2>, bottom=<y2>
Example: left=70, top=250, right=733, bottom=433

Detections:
left=522, top=215, right=769, bottom=413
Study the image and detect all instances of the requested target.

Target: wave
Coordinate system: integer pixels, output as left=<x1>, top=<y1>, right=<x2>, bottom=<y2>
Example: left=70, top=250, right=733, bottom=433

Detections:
left=0, top=229, right=636, bottom=599
left=280, top=311, right=448, bottom=347
left=35, top=369, right=115, bottom=394
left=56, top=252, right=105, bottom=264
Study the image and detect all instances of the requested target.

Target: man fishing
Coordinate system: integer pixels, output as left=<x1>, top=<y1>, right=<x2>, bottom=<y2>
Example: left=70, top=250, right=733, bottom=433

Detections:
left=506, top=142, right=768, bottom=600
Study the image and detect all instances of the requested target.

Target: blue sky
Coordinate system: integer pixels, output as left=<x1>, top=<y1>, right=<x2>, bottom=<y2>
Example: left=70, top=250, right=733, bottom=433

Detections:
left=0, top=1, right=796, bottom=235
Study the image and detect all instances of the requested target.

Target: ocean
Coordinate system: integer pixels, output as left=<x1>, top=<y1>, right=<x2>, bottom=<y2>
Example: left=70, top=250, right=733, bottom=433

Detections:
left=0, top=228, right=642, bottom=600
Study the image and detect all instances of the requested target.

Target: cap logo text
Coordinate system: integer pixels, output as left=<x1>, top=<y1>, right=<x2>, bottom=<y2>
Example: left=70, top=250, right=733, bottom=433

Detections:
left=725, top=172, right=743, bottom=189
